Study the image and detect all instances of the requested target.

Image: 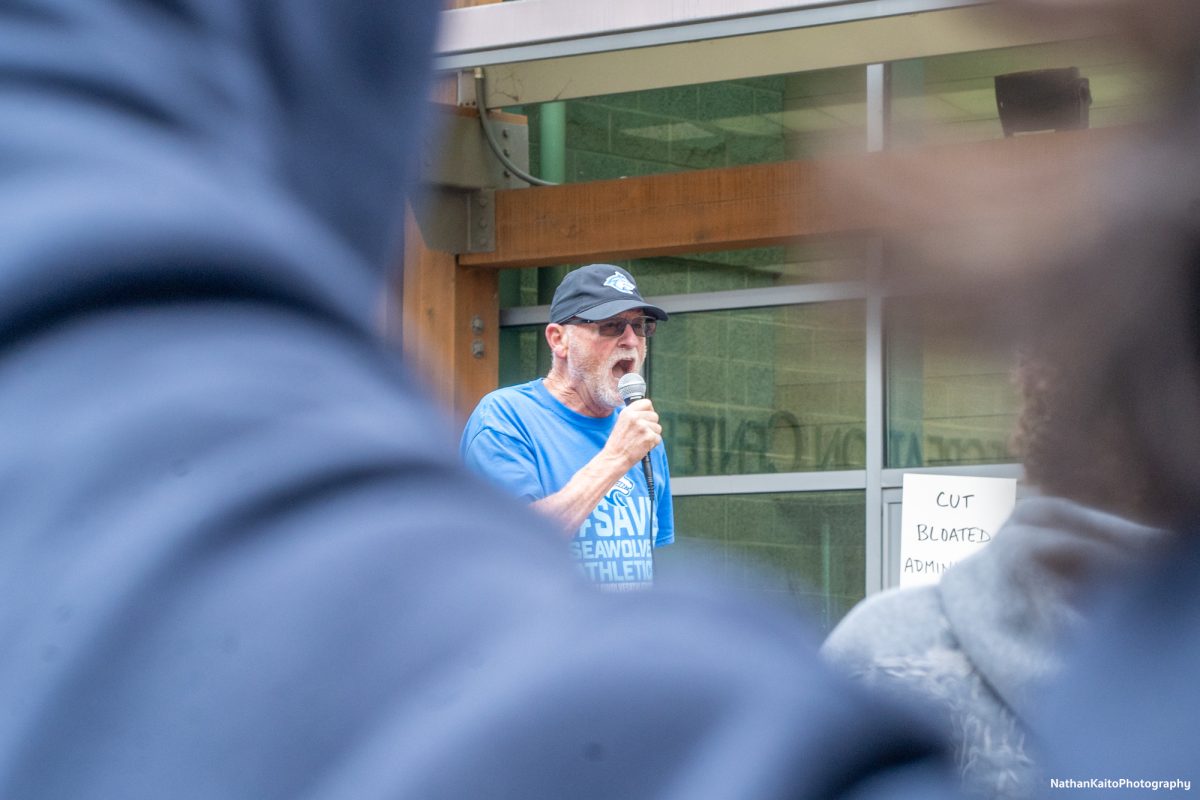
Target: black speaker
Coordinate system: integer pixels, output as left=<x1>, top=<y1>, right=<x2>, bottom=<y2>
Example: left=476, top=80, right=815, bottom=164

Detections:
left=994, top=67, right=1092, bottom=136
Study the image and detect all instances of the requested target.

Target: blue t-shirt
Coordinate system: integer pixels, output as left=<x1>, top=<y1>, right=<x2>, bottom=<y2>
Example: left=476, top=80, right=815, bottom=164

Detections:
left=461, top=379, right=674, bottom=589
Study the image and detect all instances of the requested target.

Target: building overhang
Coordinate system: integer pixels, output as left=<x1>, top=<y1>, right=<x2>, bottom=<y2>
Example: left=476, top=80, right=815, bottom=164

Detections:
left=436, top=0, right=1115, bottom=109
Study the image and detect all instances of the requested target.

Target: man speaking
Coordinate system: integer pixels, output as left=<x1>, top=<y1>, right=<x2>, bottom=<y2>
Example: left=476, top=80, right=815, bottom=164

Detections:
left=461, top=264, right=674, bottom=590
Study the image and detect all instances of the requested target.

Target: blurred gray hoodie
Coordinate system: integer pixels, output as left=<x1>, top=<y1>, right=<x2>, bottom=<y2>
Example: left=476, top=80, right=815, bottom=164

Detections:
left=823, top=496, right=1163, bottom=798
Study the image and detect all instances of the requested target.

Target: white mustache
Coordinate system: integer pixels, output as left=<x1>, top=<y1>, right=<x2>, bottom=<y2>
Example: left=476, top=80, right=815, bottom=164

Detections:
left=606, top=349, right=640, bottom=369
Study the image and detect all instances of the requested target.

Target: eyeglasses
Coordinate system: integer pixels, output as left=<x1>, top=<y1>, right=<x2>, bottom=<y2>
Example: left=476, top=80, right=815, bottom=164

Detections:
left=566, top=316, right=657, bottom=338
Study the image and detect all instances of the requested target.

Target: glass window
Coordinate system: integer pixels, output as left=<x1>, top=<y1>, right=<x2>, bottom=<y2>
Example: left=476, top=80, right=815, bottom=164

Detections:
left=499, top=302, right=866, bottom=475
left=520, top=67, right=864, bottom=186
left=635, top=239, right=868, bottom=294
left=889, top=38, right=1167, bottom=148
left=885, top=302, right=1020, bottom=468
left=500, top=240, right=869, bottom=311
left=656, top=302, right=865, bottom=476
left=498, top=324, right=549, bottom=389
left=659, top=491, right=865, bottom=633
left=499, top=65, right=870, bottom=308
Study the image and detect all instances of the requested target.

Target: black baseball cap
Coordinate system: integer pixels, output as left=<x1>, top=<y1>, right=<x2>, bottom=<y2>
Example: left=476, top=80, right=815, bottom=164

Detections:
left=549, top=264, right=668, bottom=324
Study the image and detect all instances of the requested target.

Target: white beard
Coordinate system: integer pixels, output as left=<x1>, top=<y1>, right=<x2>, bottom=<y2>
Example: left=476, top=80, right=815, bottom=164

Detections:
left=564, top=330, right=641, bottom=409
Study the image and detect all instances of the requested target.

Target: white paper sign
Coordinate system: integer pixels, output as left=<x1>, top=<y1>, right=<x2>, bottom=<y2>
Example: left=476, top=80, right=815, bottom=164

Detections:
left=899, top=473, right=1017, bottom=587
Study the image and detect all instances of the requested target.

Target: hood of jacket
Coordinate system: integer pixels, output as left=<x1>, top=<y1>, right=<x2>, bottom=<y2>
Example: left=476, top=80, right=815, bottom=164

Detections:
left=0, top=0, right=438, bottom=338
left=938, top=495, right=1165, bottom=715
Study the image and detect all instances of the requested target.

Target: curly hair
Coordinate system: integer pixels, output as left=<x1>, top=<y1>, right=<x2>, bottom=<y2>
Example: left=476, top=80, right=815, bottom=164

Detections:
left=1011, top=350, right=1155, bottom=524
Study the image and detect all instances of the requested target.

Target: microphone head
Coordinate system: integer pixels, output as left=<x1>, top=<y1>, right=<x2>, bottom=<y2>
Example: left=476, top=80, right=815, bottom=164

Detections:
left=617, top=372, right=647, bottom=404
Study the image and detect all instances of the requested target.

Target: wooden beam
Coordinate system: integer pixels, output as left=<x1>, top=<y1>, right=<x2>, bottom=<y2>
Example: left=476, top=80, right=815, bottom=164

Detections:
left=458, top=127, right=1128, bottom=269
left=392, top=83, right=522, bottom=419
left=452, top=263, right=500, bottom=418
left=395, top=203, right=498, bottom=423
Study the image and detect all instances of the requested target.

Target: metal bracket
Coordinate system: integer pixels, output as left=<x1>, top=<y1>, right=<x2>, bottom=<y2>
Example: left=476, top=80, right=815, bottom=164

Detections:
left=420, top=107, right=529, bottom=191
left=467, top=188, right=495, bottom=253
left=413, top=104, right=530, bottom=255
left=412, top=186, right=495, bottom=254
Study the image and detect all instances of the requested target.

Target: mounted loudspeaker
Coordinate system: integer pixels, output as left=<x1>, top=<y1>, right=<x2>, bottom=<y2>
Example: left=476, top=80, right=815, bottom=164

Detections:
left=994, top=67, right=1092, bottom=137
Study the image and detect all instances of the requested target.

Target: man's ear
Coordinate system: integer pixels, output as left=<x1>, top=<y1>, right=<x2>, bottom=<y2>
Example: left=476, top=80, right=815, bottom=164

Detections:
left=545, top=324, right=570, bottom=360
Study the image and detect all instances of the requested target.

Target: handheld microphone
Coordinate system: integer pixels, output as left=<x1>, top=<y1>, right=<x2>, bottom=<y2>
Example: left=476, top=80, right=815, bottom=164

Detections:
left=617, top=371, right=655, bottom=495
left=617, top=371, right=658, bottom=565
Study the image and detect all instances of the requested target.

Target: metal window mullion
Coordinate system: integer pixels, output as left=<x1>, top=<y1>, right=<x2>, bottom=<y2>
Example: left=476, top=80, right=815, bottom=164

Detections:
left=863, top=62, right=888, bottom=597
left=499, top=281, right=868, bottom=328
left=881, top=463, right=1024, bottom=489
left=672, top=470, right=866, bottom=497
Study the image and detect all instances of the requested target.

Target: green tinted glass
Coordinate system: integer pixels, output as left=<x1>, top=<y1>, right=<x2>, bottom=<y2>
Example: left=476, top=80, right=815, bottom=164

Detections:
left=500, top=242, right=869, bottom=311
left=655, top=302, right=865, bottom=476
left=660, top=491, right=865, bottom=633
left=889, top=38, right=1166, bottom=148
left=521, top=67, right=865, bottom=186
left=499, top=302, right=866, bottom=475
left=498, top=325, right=549, bottom=389
left=885, top=302, right=1020, bottom=468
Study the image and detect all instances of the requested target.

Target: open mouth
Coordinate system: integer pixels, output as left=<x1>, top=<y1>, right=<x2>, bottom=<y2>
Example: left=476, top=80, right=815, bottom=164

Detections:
left=612, top=358, right=635, bottom=378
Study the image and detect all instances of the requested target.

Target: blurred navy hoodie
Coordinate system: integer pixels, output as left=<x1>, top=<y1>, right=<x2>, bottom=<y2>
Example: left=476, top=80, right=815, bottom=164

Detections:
left=0, top=3, right=954, bottom=799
